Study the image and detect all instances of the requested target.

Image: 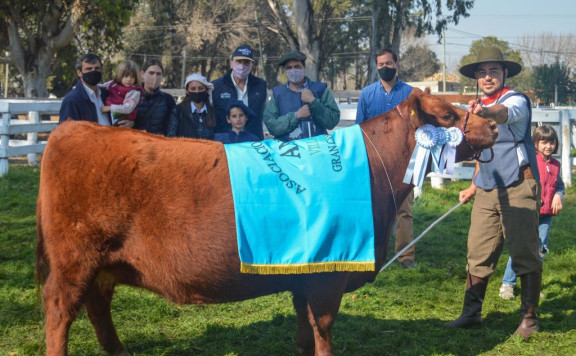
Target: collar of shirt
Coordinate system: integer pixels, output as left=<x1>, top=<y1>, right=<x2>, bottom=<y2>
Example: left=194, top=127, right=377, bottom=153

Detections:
left=82, top=83, right=110, bottom=126
left=231, top=72, right=249, bottom=101
left=286, top=78, right=310, bottom=93
left=191, top=102, right=207, bottom=113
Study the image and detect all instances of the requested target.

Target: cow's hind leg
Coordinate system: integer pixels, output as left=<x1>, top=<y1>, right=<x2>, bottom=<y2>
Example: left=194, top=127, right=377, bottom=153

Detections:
left=293, top=293, right=315, bottom=356
left=85, top=275, right=129, bottom=355
left=43, top=271, right=90, bottom=356
left=297, top=276, right=347, bottom=356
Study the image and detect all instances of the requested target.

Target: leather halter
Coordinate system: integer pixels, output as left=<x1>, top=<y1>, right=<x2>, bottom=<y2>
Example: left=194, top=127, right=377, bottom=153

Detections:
left=461, top=100, right=494, bottom=163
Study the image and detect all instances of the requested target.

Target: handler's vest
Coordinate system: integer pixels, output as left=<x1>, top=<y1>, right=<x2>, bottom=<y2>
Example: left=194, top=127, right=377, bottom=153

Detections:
left=273, top=80, right=327, bottom=141
left=474, top=91, right=540, bottom=190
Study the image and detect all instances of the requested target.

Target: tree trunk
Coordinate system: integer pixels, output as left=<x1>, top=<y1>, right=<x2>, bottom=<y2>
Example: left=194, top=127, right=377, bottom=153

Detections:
left=293, top=0, right=320, bottom=81
left=6, top=0, right=82, bottom=98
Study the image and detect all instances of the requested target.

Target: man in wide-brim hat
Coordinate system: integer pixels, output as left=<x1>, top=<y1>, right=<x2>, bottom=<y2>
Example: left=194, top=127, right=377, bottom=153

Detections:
left=445, top=46, right=543, bottom=341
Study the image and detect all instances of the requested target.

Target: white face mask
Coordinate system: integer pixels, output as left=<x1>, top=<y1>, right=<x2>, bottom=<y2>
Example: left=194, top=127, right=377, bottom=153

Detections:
left=232, top=64, right=251, bottom=80
left=143, top=74, right=162, bottom=90
left=286, top=68, right=305, bottom=84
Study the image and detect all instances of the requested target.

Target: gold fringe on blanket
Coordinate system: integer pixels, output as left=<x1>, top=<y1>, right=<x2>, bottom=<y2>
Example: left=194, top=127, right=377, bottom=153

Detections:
left=240, top=261, right=375, bottom=275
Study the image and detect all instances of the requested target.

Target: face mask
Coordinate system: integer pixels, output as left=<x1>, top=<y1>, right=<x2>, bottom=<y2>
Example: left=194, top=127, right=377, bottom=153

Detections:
left=81, top=71, right=102, bottom=86
left=286, top=69, right=305, bottom=84
left=143, top=75, right=162, bottom=90
left=187, top=91, right=209, bottom=103
left=232, top=64, right=251, bottom=80
left=378, top=66, right=397, bottom=82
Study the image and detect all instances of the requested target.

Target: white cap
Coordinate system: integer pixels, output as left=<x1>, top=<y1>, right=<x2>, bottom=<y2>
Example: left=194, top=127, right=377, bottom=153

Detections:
left=184, top=73, right=214, bottom=93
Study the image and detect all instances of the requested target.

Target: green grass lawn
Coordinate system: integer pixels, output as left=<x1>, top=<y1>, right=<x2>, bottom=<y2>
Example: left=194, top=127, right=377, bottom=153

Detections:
left=1, top=165, right=575, bottom=355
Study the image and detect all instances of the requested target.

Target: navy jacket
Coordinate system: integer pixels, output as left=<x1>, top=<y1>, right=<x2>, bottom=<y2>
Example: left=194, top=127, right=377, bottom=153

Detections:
left=212, top=71, right=267, bottom=140
left=59, top=83, right=108, bottom=124
left=214, top=129, right=259, bottom=144
left=134, top=88, right=176, bottom=135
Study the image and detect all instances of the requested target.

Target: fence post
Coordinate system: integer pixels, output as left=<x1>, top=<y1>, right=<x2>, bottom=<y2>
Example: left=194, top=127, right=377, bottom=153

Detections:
left=560, top=110, right=572, bottom=187
left=27, top=111, right=39, bottom=166
left=0, top=112, right=10, bottom=176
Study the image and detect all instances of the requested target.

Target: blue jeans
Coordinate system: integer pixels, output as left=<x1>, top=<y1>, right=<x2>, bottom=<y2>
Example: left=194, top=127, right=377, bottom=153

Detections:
left=502, top=214, right=552, bottom=286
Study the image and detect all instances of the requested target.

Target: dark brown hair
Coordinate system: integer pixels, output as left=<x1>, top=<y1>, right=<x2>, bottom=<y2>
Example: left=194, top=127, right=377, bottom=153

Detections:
left=533, top=125, right=559, bottom=154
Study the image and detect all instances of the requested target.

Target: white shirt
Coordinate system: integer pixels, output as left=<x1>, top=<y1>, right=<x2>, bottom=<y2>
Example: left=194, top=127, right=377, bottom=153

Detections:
left=82, top=83, right=110, bottom=126
left=231, top=72, right=249, bottom=106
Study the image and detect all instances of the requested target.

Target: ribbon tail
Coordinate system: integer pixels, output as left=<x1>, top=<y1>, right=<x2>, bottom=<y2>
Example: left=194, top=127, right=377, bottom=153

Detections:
left=444, top=146, right=456, bottom=174
left=430, top=145, right=442, bottom=173
left=403, top=146, right=419, bottom=184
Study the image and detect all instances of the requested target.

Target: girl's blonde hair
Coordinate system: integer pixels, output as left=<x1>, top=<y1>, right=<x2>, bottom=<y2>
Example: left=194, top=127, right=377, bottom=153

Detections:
left=113, top=60, right=141, bottom=85
left=533, top=125, right=559, bottom=154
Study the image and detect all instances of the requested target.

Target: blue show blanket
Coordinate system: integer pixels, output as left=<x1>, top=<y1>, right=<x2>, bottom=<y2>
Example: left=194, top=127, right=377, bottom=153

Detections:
left=223, top=125, right=375, bottom=274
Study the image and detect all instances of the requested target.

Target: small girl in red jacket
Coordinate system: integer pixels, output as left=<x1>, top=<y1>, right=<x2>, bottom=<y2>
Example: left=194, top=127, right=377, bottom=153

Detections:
left=101, top=60, right=143, bottom=125
left=499, top=125, right=565, bottom=299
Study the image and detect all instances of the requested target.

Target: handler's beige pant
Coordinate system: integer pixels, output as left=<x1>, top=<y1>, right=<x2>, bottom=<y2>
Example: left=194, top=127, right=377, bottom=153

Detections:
left=395, top=189, right=414, bottom=262
left=467, top=178, right=542, bottom=279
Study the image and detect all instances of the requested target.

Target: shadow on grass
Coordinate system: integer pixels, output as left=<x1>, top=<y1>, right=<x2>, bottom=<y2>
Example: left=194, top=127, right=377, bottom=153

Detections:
left=65, top=311, right=567, bottom=356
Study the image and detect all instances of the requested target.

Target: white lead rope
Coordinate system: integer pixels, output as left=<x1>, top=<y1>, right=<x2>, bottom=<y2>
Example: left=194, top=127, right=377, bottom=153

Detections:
left=379, top=201, right=464, bottom=273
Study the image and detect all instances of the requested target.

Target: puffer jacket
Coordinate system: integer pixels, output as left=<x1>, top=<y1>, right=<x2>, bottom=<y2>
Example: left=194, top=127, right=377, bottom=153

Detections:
left=134, top=87, right=176, bottom=135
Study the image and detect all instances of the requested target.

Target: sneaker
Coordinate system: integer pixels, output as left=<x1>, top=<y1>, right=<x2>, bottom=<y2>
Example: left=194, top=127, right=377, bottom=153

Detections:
left=400, top=259, right=416, bottom=269
left=499, top=284, right=515, bottom=300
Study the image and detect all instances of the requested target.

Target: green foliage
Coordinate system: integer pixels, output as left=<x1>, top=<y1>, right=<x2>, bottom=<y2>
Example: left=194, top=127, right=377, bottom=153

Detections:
left=2, top=166, right=575, bottom=354
left=458, top=36, right=528, bottom=92
left=531, top=61, right=575, bottom=105
left=399, top=45, right=441, bottom=81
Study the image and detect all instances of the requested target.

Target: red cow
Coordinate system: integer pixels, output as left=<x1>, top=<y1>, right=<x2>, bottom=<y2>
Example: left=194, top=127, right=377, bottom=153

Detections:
left=36, top=88, right=497, bottom=355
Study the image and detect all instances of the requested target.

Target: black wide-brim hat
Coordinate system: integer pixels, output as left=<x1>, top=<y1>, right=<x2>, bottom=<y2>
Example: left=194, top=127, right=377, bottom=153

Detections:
left=459, top=46, right=522, bottom=79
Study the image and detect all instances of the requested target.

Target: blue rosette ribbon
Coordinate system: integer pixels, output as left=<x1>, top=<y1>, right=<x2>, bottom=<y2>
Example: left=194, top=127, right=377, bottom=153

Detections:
left=403, top=125, right=463, bottom=186
left=438, top=127, right=463, bottom=175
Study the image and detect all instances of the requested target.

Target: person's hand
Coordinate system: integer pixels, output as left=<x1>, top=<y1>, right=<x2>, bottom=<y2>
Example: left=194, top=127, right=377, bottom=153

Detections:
left=300, top=89, right=315, bottom=104
left=467, top=99, right=483, bottom=116
left=101, top=106, right=111, bottom=113
left=295, top=105, right=311, bottom=120
left=551, top=194, right=563, bottom=215
left=459, top=185, right=477, bottom=204
left=116, top=119, right=135, bottom=128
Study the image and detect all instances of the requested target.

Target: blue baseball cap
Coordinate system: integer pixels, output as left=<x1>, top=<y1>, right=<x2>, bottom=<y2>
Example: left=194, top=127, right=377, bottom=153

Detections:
left=231, top=45, right=254, bottom=62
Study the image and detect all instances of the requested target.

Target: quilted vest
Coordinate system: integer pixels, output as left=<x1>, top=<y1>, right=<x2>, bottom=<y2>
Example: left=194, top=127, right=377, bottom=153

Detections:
left=473, top=91, right=540, bottom=189
left=106, top=83, right=142, bottom=121
left=272, top=81, right=327, bottom=141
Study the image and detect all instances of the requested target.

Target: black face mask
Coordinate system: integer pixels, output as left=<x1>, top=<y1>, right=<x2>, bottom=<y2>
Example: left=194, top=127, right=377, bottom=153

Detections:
left=187, top=91, right=208, bottom=103
left=81, top=71, right=102, bottom=86
left=378, top=66, right=397, bottom=82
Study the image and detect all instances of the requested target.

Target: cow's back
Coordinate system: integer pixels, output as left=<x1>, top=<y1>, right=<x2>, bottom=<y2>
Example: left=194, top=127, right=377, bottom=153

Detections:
left=37, top=121, right=264, bottom=304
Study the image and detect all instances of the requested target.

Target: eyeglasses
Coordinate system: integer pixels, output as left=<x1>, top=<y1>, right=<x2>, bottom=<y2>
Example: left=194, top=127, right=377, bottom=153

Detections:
left=475, top=69, right=502, bottom=78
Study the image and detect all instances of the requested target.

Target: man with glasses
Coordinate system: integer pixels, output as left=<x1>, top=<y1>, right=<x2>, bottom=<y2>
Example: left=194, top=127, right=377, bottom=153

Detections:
left=444, top=47, right=542, bottom=340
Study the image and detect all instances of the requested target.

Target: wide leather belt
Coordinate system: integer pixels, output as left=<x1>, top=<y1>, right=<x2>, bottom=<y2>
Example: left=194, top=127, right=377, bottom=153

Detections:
left=519, top=165, right=534, bottom=180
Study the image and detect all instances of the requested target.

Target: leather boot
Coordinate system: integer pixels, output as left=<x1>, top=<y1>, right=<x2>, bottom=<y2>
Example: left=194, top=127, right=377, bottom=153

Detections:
left=513, top=271, right=542, bottom=339
left=444, top=274, right=489, bottom=329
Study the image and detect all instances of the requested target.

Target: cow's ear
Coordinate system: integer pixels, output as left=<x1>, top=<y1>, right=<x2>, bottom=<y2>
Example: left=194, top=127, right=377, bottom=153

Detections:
left=424, top=87, right=431, bottom=95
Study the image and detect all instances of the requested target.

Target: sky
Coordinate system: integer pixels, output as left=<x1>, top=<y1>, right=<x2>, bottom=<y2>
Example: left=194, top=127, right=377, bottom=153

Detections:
left=426, top=0, right=576, bottom=71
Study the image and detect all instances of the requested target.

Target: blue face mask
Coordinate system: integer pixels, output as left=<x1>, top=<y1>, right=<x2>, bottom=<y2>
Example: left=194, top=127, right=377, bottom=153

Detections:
left=286, top=68, right=305, bottom=84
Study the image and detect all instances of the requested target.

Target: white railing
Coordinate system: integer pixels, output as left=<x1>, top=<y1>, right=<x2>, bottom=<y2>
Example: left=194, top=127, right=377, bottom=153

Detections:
left=0, top=99, right=61, bottom=176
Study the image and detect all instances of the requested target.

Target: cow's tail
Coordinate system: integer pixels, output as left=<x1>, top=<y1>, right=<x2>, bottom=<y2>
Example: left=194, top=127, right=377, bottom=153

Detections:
left=35, top=197, right=49, bottom=286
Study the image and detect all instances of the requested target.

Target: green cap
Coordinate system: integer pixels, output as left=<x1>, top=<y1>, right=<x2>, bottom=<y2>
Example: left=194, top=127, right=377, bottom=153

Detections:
left=278, top=50, right=307, bottom=67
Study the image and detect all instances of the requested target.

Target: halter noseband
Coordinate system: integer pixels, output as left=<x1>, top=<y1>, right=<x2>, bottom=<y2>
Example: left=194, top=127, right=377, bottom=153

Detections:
left=461, top=99, right=494, bottom=163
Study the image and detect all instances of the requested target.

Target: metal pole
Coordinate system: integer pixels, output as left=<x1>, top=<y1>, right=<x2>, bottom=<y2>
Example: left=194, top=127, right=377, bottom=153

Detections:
left=4, top=62, right=8, bottom=98
left=181, top=48, right=186, bottom=88
left=255, top=11, right=265, bottom=77
left=442, top=30, right=446, bottom=92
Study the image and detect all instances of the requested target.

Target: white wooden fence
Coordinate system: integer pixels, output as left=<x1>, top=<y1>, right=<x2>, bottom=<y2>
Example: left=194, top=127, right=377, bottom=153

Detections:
left=1, top=99, right=574, bottom=187
left=0, top=99, right=60, bottom=176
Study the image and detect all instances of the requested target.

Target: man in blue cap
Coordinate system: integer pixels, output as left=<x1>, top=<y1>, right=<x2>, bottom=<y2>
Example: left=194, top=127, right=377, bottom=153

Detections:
left=212, top=45, right=268, bottom=140
left=263, top=50, right=340, bottom=141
